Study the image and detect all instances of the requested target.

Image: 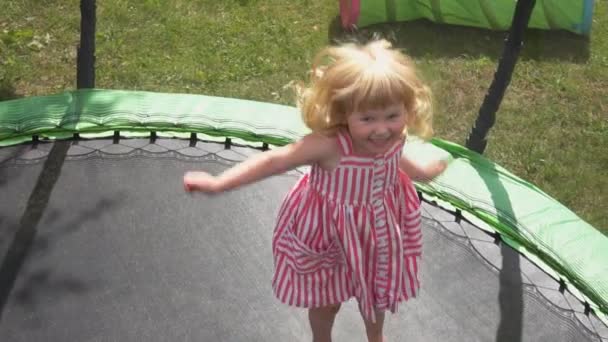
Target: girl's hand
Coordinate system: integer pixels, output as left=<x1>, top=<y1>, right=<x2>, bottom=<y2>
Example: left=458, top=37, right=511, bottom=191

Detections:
left=414, top=159, right=448, bottom=183
left=400, top=156, right=449, bottom=183
left=424, top=159, right=448, bottom=180
left=183, top=171, right=222, bottom=193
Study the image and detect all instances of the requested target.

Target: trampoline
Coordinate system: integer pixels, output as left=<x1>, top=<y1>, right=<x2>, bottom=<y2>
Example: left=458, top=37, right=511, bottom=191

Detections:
left=0, top=90, right=606, bottom=342
left=1, top=1, right=607, bottom=341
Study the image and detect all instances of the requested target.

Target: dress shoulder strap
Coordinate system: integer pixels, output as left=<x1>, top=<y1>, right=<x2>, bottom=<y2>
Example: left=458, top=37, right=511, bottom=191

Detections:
left=336, top=128, right=353, bottom=156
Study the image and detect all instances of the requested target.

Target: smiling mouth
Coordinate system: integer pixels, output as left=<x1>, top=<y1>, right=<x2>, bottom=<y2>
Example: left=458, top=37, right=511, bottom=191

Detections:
left=369, top=137, right=391, bottom=146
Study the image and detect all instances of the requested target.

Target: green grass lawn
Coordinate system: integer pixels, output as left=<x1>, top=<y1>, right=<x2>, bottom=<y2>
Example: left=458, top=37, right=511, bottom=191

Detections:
left=1, top=0, right=606, bottom=233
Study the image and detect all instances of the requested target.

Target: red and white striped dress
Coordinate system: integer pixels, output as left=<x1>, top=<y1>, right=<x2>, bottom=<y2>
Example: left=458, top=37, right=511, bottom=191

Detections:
left=271, top=129, right=422, bottom=322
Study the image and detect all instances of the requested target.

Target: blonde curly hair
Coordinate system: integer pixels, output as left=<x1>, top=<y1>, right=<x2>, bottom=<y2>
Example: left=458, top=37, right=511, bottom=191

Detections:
left=297, top=39, right=434, bottom=139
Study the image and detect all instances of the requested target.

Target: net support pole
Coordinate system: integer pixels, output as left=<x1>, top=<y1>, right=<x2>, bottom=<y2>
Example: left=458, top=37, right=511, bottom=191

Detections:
left=77, top=0, right=96, bottom=89
left=465, top=0, right=536, bottom=154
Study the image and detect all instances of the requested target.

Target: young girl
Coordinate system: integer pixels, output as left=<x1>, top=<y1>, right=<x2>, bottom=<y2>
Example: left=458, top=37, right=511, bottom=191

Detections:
left=184, top=39, right=446, bottom=342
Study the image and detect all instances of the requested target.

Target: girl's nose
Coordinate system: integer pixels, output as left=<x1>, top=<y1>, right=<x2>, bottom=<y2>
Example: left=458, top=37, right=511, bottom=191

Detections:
left=373, top=125, right=390, bottom=137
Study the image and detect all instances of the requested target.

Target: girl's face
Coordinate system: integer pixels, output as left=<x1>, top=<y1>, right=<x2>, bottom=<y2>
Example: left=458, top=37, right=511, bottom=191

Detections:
left=346, top=103, right=408, bottom=156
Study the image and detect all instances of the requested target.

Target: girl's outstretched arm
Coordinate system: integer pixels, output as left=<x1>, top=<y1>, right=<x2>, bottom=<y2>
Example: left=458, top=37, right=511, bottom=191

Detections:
left=184, top=132, right=335, bottom=193
left=399, top=155, right=447, bottom=183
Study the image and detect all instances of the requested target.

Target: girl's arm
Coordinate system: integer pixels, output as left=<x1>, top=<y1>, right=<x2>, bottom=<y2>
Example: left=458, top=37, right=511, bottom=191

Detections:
left=399, top=155, right=447, bottom=183
left=184, top=132, right=335, bottom=193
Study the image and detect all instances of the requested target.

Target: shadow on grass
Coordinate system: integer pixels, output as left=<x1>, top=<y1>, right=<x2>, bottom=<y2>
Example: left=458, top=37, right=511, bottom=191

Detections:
left=0, top=80, right=20, bottom=102
left=328, top=16, right=590, bottom=63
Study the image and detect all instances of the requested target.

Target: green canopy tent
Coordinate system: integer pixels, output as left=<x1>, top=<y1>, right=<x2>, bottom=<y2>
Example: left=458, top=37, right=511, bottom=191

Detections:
left=339, top=0, right=595, bottom=36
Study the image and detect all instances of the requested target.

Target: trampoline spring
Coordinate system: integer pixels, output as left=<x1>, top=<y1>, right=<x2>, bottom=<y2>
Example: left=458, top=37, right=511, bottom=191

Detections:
left=455, top=209, right=462, bottom=223
left=493, top=232, right=501, bottom=245
left=189, top=133, right=197, bottom=147
left=584, top=302, right=591, bottom=316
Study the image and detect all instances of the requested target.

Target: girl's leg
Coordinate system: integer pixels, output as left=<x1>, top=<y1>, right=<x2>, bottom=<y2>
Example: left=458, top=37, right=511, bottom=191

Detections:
left=361, top=309, right=386, bottom=342
left=308, top=304, right=341, bottom=342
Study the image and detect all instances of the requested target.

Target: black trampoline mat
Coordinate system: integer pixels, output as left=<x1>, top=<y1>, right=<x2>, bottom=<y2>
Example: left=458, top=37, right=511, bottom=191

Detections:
left=0, top=138, right=606, bottom=342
